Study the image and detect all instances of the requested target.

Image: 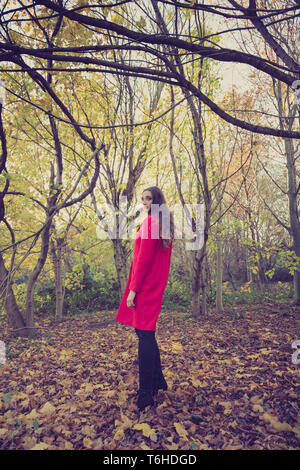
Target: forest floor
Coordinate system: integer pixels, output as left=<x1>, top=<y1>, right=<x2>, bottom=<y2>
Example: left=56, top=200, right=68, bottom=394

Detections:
left=0, top=301, right=299, bottom=450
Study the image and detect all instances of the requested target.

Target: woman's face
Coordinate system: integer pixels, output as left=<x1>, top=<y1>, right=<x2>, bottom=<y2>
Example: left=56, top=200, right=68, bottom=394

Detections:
left=141, top=190, right=153, bottom=212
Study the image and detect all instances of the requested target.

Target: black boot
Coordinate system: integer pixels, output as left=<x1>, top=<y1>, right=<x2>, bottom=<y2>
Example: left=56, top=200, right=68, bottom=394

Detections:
left=137, top=389, right=154, bottom=411
left=152, top=369, right=168, bottom=395
left=152, top=377, right=168, bottom=396
left=135, top=329, right=156, bottom=410
left=152, top=337, right=168, bottom=396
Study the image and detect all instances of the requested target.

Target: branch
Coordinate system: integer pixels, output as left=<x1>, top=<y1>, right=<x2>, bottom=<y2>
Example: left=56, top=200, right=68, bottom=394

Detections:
left=228, top=0, right=300, bottom=73
left=31, top=0, right=298, bottom=84
left=0, top=147, right=102, bottom=254
left=258, top=193, right=291, bottom=234
left=10, top=55, right=95, bottom=147
left=57, top=146, right=102, bottom=210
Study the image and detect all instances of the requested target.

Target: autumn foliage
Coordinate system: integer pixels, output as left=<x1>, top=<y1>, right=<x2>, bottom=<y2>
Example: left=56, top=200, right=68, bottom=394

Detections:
left=1, top=306, right=299, bottom=450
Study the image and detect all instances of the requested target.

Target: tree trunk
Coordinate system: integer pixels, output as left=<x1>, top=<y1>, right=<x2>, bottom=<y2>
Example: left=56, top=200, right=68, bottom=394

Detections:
left=216, top=199, right=224, bottom=313
left=0, top=253, right=28, bottom=337
left=285, top=138, right=300, bottom=305
left=191, top=250, right=202, bottom=318
left=113, top=238, right=129, bottom=298
left=200, top=255, right=207, bottom=315
left=25, top=218, right=52, bottom=330
left=216, top=235, right=224, bottom=313
left=293, top=271, right=300, bottom=305
left=276, top=81, right=300, bottom=305
left=50, top=237, right=65, bottom=322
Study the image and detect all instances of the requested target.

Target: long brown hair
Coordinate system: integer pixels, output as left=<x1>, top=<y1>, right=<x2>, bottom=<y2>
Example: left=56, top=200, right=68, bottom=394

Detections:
left=142, top=186, right=175, bottom=250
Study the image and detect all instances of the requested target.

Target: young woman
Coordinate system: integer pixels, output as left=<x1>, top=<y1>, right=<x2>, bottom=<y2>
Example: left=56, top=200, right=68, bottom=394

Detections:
left=115, top=186, right=175, bottom=411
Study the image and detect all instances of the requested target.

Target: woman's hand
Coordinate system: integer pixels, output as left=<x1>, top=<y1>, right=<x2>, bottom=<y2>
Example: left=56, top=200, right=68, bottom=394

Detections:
left=127, top=290, right=136, bottom=308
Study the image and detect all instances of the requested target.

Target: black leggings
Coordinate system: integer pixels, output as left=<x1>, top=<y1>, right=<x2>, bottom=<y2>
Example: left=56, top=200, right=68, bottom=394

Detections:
left=134, top=328, right=164, bottom=390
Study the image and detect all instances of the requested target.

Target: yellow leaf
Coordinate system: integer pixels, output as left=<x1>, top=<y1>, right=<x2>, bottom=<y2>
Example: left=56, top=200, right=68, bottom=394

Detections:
left=39, top=402, right=56, bottom=416
left=113, top=428, right=125, bottom=441
left=262, top=413, right=292, bottom=432
left=59, top=349, right=73, bottom=361
left=64, top=441, right=74, bottom=450
left=140, top=443, right=152, bottom=450
left=219, top=401, right=232, bottom=415
left=81, top=383, right=94, bottom=393
left=22, top=409, right=39, bottom=426
left=259, top=349, right=273, bottom=355
left=30, top=442, right=49, bottom=450
left=149, top=431, right=157, bottom=442
left=191, top=378, right=202, bottom=387
left=133, top=423, right=154, bottom=437
left=20, top=399, right=30, bottom=409
left=0, top=428, right=9, bottom=437
left=165, top=442, right=179, bottom=450
left=124, top=372, right=135, bottom=385
left=223, top=443, right=242, bottom=450
left=83, top=437, right=94, bottom=448
left=81, top=425, right=95, bottom=437
left=117, top=390, right=129, bottom=406
left=174, top=422, right=188, bottom=439
left=15, top=392, right=29, bottom=401
left=252, top=404, right=264, bottom=413
left=21, top=435, right=37, bottom=450
left=172, top=342, right=183, bottom=352
left=250, top=395, right=263, bottom=404
left=292, top=427, right=300, bottom=439
left=115, top=412, right=133, bottom=430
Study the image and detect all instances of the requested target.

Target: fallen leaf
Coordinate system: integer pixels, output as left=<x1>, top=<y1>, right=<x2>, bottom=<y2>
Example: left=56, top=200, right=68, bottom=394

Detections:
left=140, top=443, right=152, bottom=450
left=133, top=423, right=154, bottom=438
left=252, top=404, right=264, bottom=413
left=149, top=431, right=157, bottom=442
left=219, top=401, right=232, bottom=415
left=113, top=427, right=125, bottom=441
left=22, top=409, right=40, bottom=426
left=82, top=437, right=94, bottom=448
left=262, top=412, right=293, bottom=432
left=30, top=442, right=49, bottom=450
left=0, top=428, right=8, bottom=437
left=59, top=349, right=73, bottom=361
left=191, top=378, right=202, bottom=387
left=172, top=342, right=183, bottom=352
left=63, top=441, right=74, bottom=450
left=174, top=422, right=188, bottom=439
left=165, top=442, right=179, bottom=450
left=39, top=402, right=56, bottom=416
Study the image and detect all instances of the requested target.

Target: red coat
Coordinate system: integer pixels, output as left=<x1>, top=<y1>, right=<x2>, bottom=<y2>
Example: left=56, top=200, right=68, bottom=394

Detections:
left=115, top=214, right=173, bottom=331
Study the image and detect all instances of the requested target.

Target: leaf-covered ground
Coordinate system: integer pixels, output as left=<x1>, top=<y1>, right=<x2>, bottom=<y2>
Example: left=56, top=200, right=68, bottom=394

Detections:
left=0, top=302, right=299, bottom=450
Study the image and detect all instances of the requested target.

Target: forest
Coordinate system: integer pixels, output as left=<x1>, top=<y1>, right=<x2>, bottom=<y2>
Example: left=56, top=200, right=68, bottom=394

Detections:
left=0, top=0, right=299, bottom=452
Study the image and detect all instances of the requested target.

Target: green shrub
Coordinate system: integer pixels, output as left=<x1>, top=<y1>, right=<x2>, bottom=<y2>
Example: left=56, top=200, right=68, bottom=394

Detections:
left=163, top=275, right=192, bottom=311
left=62, top=268, right=119, bottom=315
left=11, top=267, right=120, bottom=318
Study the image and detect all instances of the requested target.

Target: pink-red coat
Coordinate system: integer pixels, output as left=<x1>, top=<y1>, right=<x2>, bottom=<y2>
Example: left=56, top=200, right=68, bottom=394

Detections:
left=115, top=214, right=173, bottom=331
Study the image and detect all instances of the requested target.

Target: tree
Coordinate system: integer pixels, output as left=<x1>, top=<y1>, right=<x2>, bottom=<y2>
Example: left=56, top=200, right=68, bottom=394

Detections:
left=1, top=0, right=298, bottom=137
left=226, top=0, right=300, bottom=303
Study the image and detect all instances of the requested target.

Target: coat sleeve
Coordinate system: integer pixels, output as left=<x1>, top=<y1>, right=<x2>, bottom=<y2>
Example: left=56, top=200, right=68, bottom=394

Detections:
left=129, top=216, right=161, bottom=293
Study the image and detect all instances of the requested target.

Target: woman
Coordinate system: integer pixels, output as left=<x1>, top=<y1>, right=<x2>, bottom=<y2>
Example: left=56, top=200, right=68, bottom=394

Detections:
left=115, top=186, right=175, bottom=411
